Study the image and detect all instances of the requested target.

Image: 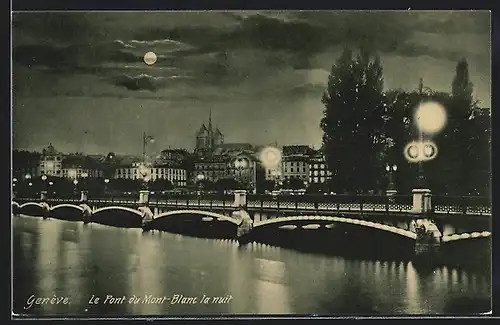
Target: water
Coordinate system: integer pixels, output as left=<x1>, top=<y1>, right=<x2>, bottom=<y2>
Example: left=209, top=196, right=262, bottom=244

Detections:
left=13, top=216, right=491, bottom=317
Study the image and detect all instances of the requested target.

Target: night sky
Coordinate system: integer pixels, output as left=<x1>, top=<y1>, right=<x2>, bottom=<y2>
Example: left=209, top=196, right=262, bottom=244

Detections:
left=12, top=11, right=491, bottom=156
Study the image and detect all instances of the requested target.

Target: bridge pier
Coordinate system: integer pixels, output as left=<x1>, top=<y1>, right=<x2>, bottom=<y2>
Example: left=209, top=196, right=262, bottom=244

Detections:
left=232, top=190, right=253, bottom=242
left=40, top=191, right=50, bottom=219
left=139, top=206, right=154, bottom=231
left=386, top=189, right=397, bottom=203
left=139, top=190, right=149, bottom=206
left=407, top=188, right=442, bottom=265
left=233, top=190, right=247, bottom=208
left=410, top=188, right=432, bottom=215
left=80, top=190, right=88, bottom=202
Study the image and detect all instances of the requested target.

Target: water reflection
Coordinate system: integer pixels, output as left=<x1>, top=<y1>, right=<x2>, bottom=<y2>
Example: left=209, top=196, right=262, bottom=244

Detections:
left=13, top=216, right=491, bottom=316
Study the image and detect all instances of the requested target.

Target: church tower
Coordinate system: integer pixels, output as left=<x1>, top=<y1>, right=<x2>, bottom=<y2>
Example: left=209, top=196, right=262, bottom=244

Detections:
left=195, top=108, right=224, bottom=157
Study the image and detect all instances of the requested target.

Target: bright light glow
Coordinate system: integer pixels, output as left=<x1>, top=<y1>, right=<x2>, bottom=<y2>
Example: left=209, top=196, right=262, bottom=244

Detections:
left=259, top=146, right=282, bottom=169
left=234, top=157, right=249, bottom=169
left=392, top=165, right=398, bottom=171
left=197, top=174, right=205, bottom=181
left=41, top=175, right=47, bottom=181
left=28, top=182, right=33, bottom=186
left=81, top=172, right=89, bottom=178
left=385, top=165, right=390, bottom=172
left=104, top=178, right=110, bottom=183
left=138, top=165, right=150, bottom=178
left=49, top=181, right=53, bottom=186
left=73, top=179, right=79, bottom=185
left=68, top=169, right=77, bottom=178
left=144, top=51, right=157, bottom=65
left=25, top=174, right=31, bottom=179
left=423, top=144, right=435, bottom=158
left=404, top=141, right=438, bottom=163
left=13, top=178, right=17, bottom=182
left=415, top=101, right=447, bottom=134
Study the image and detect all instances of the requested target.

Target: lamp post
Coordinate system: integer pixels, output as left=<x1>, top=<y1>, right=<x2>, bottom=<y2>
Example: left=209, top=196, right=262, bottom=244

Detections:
left=413, top=101, right=446, bottom=188
left=12, top=177, right=17, bottom=197
left=138, top=164, right=150, bottom=191
left=104, top=178, right=110, bottom=196
left=196, top=173, right=205, bottom=196
left=73, top=179, right=79, bottom=197
left=385, top=164, right=398, bottom=191
left=41, top=175, right=48, bottom=199
left=233, top=157, right=249, bottom=190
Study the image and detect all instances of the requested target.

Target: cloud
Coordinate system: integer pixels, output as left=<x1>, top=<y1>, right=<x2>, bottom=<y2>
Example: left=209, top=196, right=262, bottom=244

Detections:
left=112, top=74, right=176, bottom=91
left=12, top=11, right=491, bottom=105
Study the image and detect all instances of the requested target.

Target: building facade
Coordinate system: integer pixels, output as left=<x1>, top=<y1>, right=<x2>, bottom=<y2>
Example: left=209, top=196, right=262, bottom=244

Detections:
left=281, top=145, right=313, bottom=183
left=193, top=148, right=260, bottom=192
left=114, top=162, right=187, bottom=187
left=39, top=144, right=63, bottom=177
left=308, top=150, right=332, bottom=185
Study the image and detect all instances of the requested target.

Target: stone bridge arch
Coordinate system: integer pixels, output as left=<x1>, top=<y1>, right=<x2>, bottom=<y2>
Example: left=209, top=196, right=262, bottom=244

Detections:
left=154, top=209, right=239, bottom=225
left=91, top=206, right=143, bottom=228
left=253, top=215, right=417, bottom=240
left=50, top=204, right=84, bottom=212
left=19, top=202, right=44, bottom=209
left=50, top=204, right=85, bottom=221
left=442, top=231, right=491, bottom=243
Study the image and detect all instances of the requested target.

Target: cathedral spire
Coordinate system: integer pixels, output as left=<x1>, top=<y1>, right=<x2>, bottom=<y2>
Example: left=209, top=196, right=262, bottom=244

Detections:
left=208, top=108, right=213, bottom=131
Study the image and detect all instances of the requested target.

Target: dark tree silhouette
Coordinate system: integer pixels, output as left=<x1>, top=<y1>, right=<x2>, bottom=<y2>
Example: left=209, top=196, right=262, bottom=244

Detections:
left=321, top=47, right=386, bottom=193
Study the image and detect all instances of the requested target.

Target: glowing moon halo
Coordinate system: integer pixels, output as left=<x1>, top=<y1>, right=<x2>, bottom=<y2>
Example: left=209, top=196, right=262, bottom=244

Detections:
left=144, top=51, right=157, bottom=65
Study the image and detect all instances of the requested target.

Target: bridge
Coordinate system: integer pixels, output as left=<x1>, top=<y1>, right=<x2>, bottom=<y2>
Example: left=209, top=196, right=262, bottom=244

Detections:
left=13, top=188, right=491, bottom=265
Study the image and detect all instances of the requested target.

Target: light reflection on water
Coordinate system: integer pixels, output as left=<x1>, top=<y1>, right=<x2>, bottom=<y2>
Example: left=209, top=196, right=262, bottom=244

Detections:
left=13, top=216, right=491, bottom=316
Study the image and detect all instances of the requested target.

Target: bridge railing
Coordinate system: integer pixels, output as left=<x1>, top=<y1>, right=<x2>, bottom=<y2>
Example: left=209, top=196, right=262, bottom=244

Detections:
left=14, top=193, right=491, bottom=216
left=432, top=195, right=492, bottom=216
left=246, top=193, right=413, bottom=214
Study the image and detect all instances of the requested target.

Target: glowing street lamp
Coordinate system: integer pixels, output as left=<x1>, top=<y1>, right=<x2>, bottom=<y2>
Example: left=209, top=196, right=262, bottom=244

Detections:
left=196, top=173, right=205, bottom=195
left=25, top=174, right=31, bottom=180
left=104, top=178, right=110, bottom=195
left=385, top=164, right=398, bottom=191
left=13, top=178, right=17, bottom=183
left=413, top=101, right=447, bottom=188
left=41, top=175, right=47, bottom=181
left=233, top=157, right=249, bottom=189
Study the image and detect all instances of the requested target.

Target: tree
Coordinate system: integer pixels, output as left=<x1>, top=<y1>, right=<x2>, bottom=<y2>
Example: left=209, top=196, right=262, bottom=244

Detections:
left=284, top=177, right=305, bottom=190
left=150, top=179, right=174, bottom=192
left=258, top=179, right=275, bottom=193
left=214, top=178, right=240, bottom=192
left=433, top=58, right=486, bottom=195
left=321, top=47, right=386, bottom=193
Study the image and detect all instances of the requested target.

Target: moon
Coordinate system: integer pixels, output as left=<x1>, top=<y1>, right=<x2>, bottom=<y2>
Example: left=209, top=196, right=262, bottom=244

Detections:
left=143, top=52, right=157, bottom=65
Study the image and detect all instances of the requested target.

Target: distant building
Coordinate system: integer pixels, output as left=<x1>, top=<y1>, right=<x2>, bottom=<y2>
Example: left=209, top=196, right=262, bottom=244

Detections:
left=193, top=147, right=261, bottom=192
left=195, top=109, right=224, bottom=157
left=158, top=148, right=193, bottom=181
left=193, top=155, right=228, bottom=183
left=114, top=161, right=187, bottom=187
left=281, top=145, right=313, bottom=182
left=308, top=150, right=332, bottom=185
left=61, top=153, right=104, bottom=179
left=39, top=144, right=63, bottom=177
